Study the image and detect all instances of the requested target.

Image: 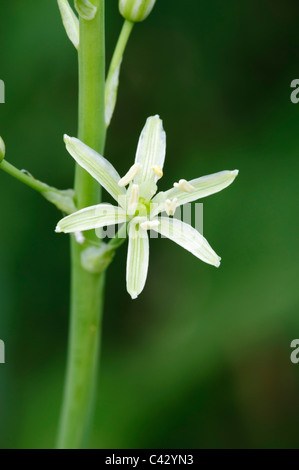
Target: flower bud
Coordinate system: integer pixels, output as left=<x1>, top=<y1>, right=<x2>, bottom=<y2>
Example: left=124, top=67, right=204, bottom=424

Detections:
left=0, top=137, right=6, bottom=163
left=119, top=0, right=156, bottom=23
left=75, top=0, right=97, bottom=21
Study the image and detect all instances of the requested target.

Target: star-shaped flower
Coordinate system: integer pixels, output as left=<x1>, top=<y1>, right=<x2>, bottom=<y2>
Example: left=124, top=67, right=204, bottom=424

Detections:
left=56, top=115, right=238, bottom=299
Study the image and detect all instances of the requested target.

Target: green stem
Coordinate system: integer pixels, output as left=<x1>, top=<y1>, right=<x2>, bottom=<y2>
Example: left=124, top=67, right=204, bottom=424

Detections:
left=0, top=159, right=76, bottom=213
left=0, top=159, right=57, bottom=194
left=57, top=0, right=106, bottom=450
left=106, top=19, right=134, bottom=88
left=105, top=19, right=134, bottom=126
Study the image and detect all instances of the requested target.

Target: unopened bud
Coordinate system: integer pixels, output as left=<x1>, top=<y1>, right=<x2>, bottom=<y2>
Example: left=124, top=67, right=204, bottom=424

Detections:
left=75, top=0, right=97, bottom=21
left=119, top=0, right=156, bottom=23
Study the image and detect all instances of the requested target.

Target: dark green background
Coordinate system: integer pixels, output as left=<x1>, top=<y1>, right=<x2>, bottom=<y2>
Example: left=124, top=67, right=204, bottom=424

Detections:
left=0, top=0, right=299, bottom=449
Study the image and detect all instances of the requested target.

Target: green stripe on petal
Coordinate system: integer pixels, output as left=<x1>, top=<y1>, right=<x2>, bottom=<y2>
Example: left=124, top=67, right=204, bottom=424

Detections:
left=152, top=217, right=221, bottom=267
left=57, top=0, right=79, bottom=49
left=56, top=203, right=128, bottom=233
left=126, top=217, right=149, bottom=299
left=134, top=115, right=166, bottom=199
left=152, top=170, right=238, bottom=217
left=64, top=135, right=126, bottom=203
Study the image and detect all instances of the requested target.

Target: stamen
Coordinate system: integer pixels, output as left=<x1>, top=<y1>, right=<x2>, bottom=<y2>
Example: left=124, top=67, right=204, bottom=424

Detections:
left=127, top=184, right=139, bottom=215
left=173, top=179, right=195, bottom=193
left=152, top=165, right=163, bottom=180
left=165, top=198, right=178, bottom=216
left=74, top=231, right=85, bottom=245
left=140, top=220, right=160, bottom=230
left=118, top=163, right=142, bottom=187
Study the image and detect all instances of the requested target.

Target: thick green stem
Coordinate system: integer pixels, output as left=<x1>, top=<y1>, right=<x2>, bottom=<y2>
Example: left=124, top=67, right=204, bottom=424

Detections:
left=57, top=0, right=106, bottom=449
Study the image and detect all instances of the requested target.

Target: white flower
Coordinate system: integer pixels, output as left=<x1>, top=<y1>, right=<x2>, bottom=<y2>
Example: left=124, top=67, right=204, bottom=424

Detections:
left=56, top=115, right=238, bottom=299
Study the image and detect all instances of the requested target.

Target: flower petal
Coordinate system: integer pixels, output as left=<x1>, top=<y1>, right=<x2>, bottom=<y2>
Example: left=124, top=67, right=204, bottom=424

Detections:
left=134, top=115, right=166, bottom=199
left=126, top=217, right=149, bottom=299
left=57, top=0, right=79, bottom=50
left=64, top=135, right=126, bottom=203
left=151, top=170, right=238, bottom=217
left=56, top=203, right=128, bottom=233
left=152, top=217, right=221, bottom=267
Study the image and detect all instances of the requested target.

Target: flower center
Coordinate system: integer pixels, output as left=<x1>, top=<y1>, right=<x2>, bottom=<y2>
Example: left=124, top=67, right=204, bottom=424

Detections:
left=135, top=197, right=152, bottom=217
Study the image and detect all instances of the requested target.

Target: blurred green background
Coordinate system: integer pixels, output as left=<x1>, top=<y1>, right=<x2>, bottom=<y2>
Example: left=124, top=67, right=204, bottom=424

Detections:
left=0, top=0, right=299, bottom=449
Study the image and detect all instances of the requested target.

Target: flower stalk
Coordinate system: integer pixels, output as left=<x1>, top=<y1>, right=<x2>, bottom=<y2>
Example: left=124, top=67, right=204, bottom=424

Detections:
left=105, top=19, right=134, bottom=127
left=56, top=0, right=106, bottom=449
left=0, top=157, right=76, bottom=213
left=1, top=0, right=238, bottom=449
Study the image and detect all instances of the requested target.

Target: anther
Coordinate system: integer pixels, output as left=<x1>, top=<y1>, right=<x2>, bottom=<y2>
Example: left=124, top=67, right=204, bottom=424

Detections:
left=140, top=220, right=160, bottom=230
left=165, top=198, right=178, bottom=216
left=118, top=163, right=142, bottom=187
left=152, top=165, right=163, bottom=180
left=173, top=179, right=195, bottom=193
left=127, top=184, right=140, bottom=215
